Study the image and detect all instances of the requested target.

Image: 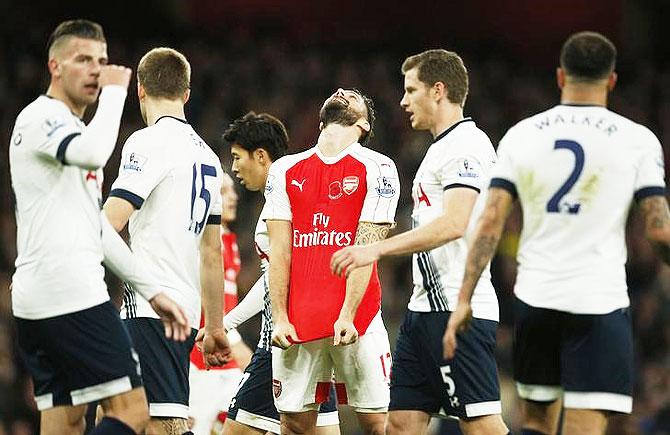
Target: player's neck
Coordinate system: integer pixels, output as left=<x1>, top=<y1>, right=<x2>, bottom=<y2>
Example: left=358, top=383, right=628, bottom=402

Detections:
left=144, top=99, right=187, bottom=126
left=316, top=124, right=360, bottom=157
left=560, top=84, right=608, bottom=107
left=46, top=84, right=87, bottom=118
left=430, top=106, right=464, bottom=139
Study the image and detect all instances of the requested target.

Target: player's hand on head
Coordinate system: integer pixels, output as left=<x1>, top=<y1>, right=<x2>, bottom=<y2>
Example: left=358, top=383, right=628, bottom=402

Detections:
left=199, top=327, right=232, bottom=369
left=330, top=245, right=379, bottom=278
left=98, top=65, right=132, bottom=89
left=333, top=318, right=358, bottom=346
left=271, top=320, right=298, bottom=350
left=149, top=292, right=190, bottom=342
left=442, top=302, right=473, bottom=359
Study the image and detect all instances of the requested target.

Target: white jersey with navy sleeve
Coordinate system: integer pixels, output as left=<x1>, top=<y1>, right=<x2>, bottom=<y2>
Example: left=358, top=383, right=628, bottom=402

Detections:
left=407, top=118, right=499, bottom=322
left=492, top=105, right=666, bottom=314
left=10, top=96, right=109, bottom=319
left=110, top=116, right=223, bottom=327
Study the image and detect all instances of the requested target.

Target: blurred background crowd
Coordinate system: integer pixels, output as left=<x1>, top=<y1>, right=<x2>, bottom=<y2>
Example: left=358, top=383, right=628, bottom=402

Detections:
left=0, top=0, right=669, bottom=433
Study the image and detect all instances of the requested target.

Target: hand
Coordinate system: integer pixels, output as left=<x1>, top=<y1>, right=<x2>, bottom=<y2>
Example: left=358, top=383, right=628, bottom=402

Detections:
left=149, top=293, right=190, bottom=342
left=195, top=327, right=232, bottom=369
left=333, top=317, right=358, bottom=346
left=443, top=302, right=473, bottom=359
left=99, top=65, right=132, bottom=89
left=330, top=244, right=380, bottom=278
left=271, top=320, right=298, bottom=349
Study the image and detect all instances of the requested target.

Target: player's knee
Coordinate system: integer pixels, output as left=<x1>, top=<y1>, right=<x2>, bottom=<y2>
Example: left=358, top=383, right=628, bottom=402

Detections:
left=357, top=413, right=385, bottom=435
left=280, top=414, right=316, bottom=434
left=384, top=414, right=406, bottom=435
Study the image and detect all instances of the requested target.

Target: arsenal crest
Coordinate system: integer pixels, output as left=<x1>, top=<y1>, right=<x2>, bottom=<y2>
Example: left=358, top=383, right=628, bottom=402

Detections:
left=273, top=379, right=283, bottom=398
left=342, top=176, right=359, bottom=195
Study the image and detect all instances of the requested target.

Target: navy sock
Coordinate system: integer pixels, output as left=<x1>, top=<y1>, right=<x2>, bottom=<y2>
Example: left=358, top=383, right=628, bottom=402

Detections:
left=520, top=429, right=548, bottom=435
left=182, top=432, right=194, bottom=435
left=90, top=417, right=136, bottom=435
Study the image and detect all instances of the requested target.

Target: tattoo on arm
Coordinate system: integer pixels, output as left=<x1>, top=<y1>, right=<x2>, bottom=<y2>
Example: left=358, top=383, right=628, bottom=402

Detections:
left=155, top=417, right=188, bottom=434
left=639, top=195, right=670, bottom=264
left=354, top=222, right=391, bottom=245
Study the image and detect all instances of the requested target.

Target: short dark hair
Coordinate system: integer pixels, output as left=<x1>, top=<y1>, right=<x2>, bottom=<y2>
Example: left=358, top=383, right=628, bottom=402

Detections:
left=223, top=112, right=289, bottom=161
left=354, top=89, right=376, bottom=146
left=560, top=31, right=616, bottom=82
left=47, top=19, right=106, bottom=55
left=402, top=49, right=469, bottom=106
left=137, top=47, right=190, bottom=99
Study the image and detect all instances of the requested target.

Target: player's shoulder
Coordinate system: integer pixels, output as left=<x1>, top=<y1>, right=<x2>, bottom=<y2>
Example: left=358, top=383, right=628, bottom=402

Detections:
left=15, top=95, right=75, bottom=130
left=605, top=109, right=661, bottom=148
left=271, top=147, right=317, bottom=172
left=349, top=143, right=396, bottom=169
left=434, top=119, right=494, bottom=156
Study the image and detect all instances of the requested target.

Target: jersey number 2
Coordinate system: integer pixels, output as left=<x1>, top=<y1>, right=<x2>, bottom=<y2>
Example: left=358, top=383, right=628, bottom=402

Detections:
left=546, top=140, right=584, bottom=214
left=189, top=163, right=217, bottom=234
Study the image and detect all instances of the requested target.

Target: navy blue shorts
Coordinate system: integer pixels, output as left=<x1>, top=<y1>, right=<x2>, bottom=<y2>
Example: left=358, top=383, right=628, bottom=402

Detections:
left=228, top=348, right=338, bottom=432
left=15, top=301, right=142, bottom=411
left=123, top=317, right=197, bottom=418
left=389, top=310, right=501, bottom=418
left=514, top=297, right=633, bottom=413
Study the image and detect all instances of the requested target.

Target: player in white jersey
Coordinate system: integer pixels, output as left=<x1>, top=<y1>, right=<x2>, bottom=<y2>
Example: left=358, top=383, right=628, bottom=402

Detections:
left=331, top=51, right=509, bottom=434
left=444, top=32, right=670, bottom=435
left=9, top=20, right=189, bottom=435
left=221, top=112, right=340, bottom=435
left=103, top=47, right=231, bottom=434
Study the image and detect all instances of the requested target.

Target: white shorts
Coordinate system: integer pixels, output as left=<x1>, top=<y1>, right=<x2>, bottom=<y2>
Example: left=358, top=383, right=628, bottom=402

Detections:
left=272, top=312, right=391, bottom=413
left=188, top=365, right=243, bottom=434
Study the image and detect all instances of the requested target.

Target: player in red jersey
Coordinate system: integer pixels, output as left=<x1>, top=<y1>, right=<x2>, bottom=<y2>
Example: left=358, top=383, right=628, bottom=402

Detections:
left=263, top=89, right=400, bottom=434
left=189, top=173, right=254, bottom=434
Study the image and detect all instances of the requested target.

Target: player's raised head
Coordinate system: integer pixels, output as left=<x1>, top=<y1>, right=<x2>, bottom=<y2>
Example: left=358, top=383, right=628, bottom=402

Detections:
left=319, top=88, right=375, bottom=146
left=401, top=49, right=468, bottom=107
left=560, top=31, right=616, bottom=83
left=47, top=19, right=106, bottom=59
left=224, top=111, right=289, bottom=161
left=225, top=112, right=289, bottom=191
left=137, top=47, right=191, bottom=100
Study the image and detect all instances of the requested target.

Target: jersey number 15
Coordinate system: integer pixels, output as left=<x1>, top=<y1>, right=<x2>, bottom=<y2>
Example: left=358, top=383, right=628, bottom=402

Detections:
left=189, top=163, right=217, bottom=234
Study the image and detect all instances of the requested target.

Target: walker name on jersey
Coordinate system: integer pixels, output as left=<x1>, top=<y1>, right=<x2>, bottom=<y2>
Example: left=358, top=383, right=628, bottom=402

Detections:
left=293, top=212, right=353, bottom=248
left=534, top=113, right=618, bottom=136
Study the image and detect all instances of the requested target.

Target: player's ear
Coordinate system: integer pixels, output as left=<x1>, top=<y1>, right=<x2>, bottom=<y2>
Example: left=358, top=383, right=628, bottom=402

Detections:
left=319, top=121, right=324, bottom=131
left=48, top=58, right=60, bottom=78
left=607, top=71, right=617, bottom=92
left=254, top=148, right=268, bottom=164
left=556, top=68, right=565, bottom=89
left=182, top=88, right=190, bottom=104
left=433, top=81, right=446, bottom=101
left=137, top=82, right=145, bottom=100
left=356, top=118, right=370, bottom=134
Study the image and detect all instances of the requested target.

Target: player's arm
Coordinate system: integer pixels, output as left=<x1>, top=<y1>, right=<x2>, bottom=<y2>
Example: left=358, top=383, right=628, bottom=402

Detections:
left=267, top=219, right=297, bottom=349
left=100, top=212, right=189, bottom=341
left=443, top=187, right=515, bottom=358
left=331, top=187, right=477, bottom=276
left=334, top=221, right=391, bottom=346
left=639, top=195, right=670, bottom=264
left=59, top=67, right=132, bottom=170
left=198, top=222, right=232, bottom=368
left=223, top=275, right=266, bottom=331
left=103, top=197, right=135, bottom=232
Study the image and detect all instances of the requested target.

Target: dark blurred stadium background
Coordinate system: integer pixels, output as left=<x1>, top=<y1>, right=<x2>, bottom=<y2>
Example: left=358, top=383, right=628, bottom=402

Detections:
left=1, top=1, right=669, bottom=433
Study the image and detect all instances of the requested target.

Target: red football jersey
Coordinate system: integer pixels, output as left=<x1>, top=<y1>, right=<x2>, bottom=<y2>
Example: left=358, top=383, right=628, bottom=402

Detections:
left=190, top=231, right=241, bottom=370
left=262, top=143, right=399, bottom=342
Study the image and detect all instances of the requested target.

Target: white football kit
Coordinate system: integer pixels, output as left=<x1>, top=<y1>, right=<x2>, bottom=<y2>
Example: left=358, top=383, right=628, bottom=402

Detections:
left=111, top=116, right=223, bottom=328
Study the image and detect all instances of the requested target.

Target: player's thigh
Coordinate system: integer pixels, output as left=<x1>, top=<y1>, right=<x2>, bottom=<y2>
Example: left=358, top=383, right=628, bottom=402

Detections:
left=124, top=317, right=197, bottom=419
left=40, top=404, right=88, bottom=435
left=354, top=411, right=385, bottom=435
left=145, top=416, right=189, bottom=435
left=385, top=410, right=431, bottom=435
left=521, top=399, right=562, bottom=435
left=272, top=340, right=332, bottom=413
left=513, top=298, right=563, bottom=402
left=331, top=314, right=390, bottom=411
left=222, top=417, right=268, bottom=435
left=458, top=413, right=508, bottom=435
left=562, top=409, right=608, bottom=435
left=280, top=410, right=318, bottom=434
left=99, top=387, right=149, bottom=433
left=315, top=424, right=340, bottom=435
left=14, top=302, right=142, bottom=413
left=561, top=308, right=633, bottom=414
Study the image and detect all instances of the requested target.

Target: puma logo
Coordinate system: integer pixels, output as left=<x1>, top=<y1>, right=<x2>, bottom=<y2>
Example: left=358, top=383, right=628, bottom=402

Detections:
left=291, top=179, right=306, bottom=192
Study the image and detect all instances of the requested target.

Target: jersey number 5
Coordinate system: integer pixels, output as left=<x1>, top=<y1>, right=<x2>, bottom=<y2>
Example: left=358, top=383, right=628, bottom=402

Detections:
left=189, top=163, right=217, bottom=234
left=546, top=140, right=584, bottom=214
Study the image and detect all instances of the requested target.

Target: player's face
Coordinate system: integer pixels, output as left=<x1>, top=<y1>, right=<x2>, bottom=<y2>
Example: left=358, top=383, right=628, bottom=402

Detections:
left=221, top=175, right=238, bottom=223
left=53, top=37, right=108, bottom=109
left=230, top=144, right=267, bottom=192
left=319, top=88, right=368, bottom=128
left=400, top=68, right=435, bottom=131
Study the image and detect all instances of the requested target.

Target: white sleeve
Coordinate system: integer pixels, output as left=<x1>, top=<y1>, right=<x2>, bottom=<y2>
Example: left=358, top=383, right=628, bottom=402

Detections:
left=207, top=164, right=224, bottom=223
left=359, top=158, right=399, bottom=224
left=261, top=161, right=292, bottom=221
left=100, top=212, right=160, bottom=301
left=633, top=127, right=666, bottom=201
left=223, top=274, right=265, bottom=330
left=489, top=129, right=519, bottom=197
left=108, top=133, right=167, bottom=209
left=61, top=86, right=128, bottom=170
left=438, top=153, right=487, bottom=192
